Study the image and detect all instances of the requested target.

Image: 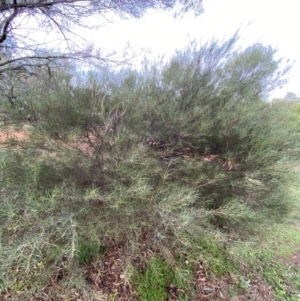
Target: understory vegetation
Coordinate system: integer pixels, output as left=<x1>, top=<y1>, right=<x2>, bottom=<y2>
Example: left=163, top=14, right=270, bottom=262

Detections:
left=1, top=36, right=300, bottom=300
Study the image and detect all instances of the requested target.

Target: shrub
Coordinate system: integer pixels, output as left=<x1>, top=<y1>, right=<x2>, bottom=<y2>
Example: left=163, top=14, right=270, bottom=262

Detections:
left=0, top=35, right=298, bottom=295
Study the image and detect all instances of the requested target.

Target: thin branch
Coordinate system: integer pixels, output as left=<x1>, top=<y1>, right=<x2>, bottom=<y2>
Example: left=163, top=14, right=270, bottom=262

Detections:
left=0, top=0, right=19, bottom=43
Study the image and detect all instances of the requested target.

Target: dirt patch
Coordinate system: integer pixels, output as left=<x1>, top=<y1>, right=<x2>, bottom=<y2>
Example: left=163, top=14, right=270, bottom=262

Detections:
left=192, top=274, right=273, bottom=301
left=240, top=276, right=273, bottom=301
left=83, top=243, right=138, bottom=301
left=0, top=128, right=29, bottom=144
left=193, top=266, right=224, bottom=300
left=277, top=249, right=300, bottom=270
left=0, top=127, right=96, bottom=157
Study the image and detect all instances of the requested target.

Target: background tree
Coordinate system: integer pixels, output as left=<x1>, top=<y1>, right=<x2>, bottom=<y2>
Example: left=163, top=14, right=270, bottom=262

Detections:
left=284, top=92, right=300, bottom=102
left=0, top=0, right=203, bottom=106
left=0, top=0, right=203, bottom=72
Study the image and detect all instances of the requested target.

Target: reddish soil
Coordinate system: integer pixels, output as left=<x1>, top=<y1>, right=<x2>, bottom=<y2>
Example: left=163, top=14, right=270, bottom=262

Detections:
left=0, top=128, right=96, bottom=157
left=0, top=128, right=29, bottom=144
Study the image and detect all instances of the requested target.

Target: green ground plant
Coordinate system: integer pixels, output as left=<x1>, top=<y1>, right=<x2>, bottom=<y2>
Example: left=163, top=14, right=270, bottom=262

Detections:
left=228, top=205, right=300, bottom=300
left=135, top=256, right=193, bottom=301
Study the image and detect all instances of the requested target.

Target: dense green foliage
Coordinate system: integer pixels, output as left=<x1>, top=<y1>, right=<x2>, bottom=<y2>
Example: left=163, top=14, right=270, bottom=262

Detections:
left=0, top=36, right=299, bottom=300
left=135, top=257, right=192, bottom=301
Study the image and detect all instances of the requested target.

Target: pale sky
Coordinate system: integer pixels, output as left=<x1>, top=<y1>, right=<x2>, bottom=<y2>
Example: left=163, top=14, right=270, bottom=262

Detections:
left=90, top=0, right=300, bottom=99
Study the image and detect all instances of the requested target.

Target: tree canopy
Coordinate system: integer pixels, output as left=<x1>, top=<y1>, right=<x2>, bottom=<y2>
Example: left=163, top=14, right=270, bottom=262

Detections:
left=0, top=0, right=203, bottom=107
left=0, top=0, right=203, bottom=74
